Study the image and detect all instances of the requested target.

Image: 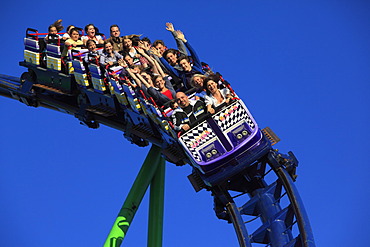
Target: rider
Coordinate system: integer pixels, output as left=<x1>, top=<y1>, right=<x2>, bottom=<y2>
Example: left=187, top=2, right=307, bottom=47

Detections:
left=172, top=92, right=207, bottom=132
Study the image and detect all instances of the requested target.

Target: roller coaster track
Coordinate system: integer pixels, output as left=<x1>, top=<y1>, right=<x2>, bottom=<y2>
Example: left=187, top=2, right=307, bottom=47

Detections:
left=0, top=73, right=315, bottom=247
left=207, top=150, right=315, bottom=247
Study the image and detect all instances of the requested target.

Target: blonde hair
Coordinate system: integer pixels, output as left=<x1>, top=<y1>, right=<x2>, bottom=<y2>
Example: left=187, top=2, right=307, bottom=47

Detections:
left=122, top=34, right=142, bottom=40
left=190, top=74, right=207, bottom=87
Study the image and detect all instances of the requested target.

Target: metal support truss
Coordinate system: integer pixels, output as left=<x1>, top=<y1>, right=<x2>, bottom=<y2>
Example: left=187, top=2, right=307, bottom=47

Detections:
left=104, top=145, right=165, bottom=247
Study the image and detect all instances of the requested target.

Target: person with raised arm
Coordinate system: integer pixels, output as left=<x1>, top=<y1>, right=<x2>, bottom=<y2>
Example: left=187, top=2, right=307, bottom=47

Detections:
left=135, top=71, right=154, bottom=97
left=148, top=75, right=176, bottom=106
left=152, top=22, right=188, bottom=57
left=155, top=30, right=204, bottom=91
left=141, top=37, right=152, bottom=49
left=136, top=46, right=164, bottom=75
left=162, top=48, right=182, bottom=70
left=149, top=23, right=190, bottom=90
left=125, top=58, right=175, bottom=106
left=122, top=35, right=142, bottom=64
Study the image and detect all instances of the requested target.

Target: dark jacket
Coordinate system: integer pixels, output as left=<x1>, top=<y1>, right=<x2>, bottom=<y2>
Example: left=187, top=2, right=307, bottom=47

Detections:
left=172, top=100, right=207, bottom=131
left=160, top=41, right=204, bottom=91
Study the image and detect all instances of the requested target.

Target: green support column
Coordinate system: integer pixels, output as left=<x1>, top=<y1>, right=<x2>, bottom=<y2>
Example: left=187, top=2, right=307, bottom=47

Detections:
left=104, top=145, right=163, bottom=247
left=148, top=156, right=166, bottom=247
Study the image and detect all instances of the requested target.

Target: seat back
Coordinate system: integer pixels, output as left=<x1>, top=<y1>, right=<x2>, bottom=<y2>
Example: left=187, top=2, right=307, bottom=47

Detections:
left=108, top=77, right=130, bottom=106
left=46, top=43, right=62, bottom=71
left=72, top=60, right=89, bottom=87
left=24, top=37, right=40, bottom=65
left=88, top=64, right=106, bottom=93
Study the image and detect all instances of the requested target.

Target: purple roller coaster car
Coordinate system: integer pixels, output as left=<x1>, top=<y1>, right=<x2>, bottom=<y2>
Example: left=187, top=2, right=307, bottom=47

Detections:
left=179, top=100, right=272, bottom=185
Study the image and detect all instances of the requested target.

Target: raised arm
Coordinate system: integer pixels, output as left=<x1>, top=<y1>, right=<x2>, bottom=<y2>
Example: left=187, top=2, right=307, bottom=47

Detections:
left=136, top=73, right=152, bottom=89
left=135, top=46, right=157, bottom=75
left=153, top=58, right=166, bottom=77
left=125, top=67, right=141, bottom=87
left=176, top=30, right=202, bottom=69
left=166, top=23, right=188, bottom=56
left=151, top=46, right=180, bottom=77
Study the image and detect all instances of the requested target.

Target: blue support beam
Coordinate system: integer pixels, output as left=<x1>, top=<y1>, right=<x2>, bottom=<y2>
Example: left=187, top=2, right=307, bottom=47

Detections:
left=267, top=151, right=316, bottom=247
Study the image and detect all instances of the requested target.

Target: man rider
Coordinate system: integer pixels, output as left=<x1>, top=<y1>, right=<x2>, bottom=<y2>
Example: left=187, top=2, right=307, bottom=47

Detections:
left=172, top=92, right=207, bottom=132
left=106, top=24, right=124, bottom=53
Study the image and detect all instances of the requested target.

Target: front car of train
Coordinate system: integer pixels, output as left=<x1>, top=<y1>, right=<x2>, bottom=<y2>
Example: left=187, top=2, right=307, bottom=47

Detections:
left=178, top=99, right=272, bottom=185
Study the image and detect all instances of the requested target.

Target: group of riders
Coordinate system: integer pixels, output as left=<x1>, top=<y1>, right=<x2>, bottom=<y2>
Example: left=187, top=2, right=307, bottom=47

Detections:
left=42, top=20, right=236, bottom=132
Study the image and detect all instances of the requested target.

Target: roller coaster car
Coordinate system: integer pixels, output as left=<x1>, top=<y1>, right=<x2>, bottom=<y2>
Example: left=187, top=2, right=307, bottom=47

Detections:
left=21, top=28, right=82, bottom=95
left=179, top=99, right=272, bottom=186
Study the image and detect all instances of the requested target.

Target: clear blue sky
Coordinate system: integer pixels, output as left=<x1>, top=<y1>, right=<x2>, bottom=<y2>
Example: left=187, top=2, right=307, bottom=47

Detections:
left=1, top=1, right=369, bottom=246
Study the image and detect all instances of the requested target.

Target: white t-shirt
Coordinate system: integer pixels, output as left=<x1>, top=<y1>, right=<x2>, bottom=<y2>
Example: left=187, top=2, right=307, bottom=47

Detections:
left=62, top=33, right=70, bottom=39
left=205, top=88, right=230, bottom=107
left=81, top=35, right=103, bottom=44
